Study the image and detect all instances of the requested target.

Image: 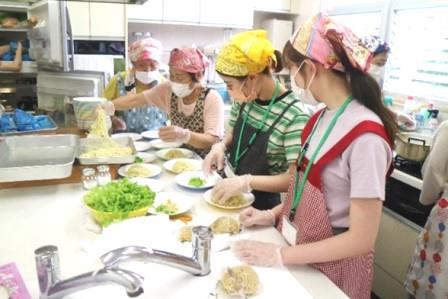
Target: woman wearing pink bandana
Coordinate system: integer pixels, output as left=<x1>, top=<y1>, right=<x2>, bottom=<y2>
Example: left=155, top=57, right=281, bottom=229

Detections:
left=232, top=13, right=397, bottom=298
left=103, top=38, right=168, bottom=133
left=102, top=47, right=224, bottom=156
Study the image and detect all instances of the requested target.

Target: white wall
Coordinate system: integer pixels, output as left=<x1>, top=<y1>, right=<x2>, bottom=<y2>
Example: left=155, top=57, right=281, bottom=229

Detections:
left=295, top=0, right=322, bottom=29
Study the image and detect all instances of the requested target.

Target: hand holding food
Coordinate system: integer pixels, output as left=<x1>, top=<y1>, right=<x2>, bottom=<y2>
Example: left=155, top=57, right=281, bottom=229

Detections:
left=158, top=125, right=191, bottom=143
left=239, top=207, right=275, bottom=227
left=202, top=142, right=226, bottom=175
left=212, top=175, right=252, bottom=204
left=233, top=240, right=284, bottom=268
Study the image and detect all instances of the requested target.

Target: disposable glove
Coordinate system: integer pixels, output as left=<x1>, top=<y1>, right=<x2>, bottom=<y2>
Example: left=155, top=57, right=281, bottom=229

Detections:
left=202, top=142, right=226, bottom=175
left=212, top=174, right=252, bottom=204
left=239, top=207, right=275, bottom=227
left=100, top=101, right=115, bottom=116
left=158, top=125, right=191, bottom=144
left=232, top=240, right=284, bottom=268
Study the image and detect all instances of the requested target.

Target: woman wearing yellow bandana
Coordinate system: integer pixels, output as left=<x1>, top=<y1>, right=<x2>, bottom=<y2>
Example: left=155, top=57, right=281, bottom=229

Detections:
left=203, top=30, right=310, bottom=210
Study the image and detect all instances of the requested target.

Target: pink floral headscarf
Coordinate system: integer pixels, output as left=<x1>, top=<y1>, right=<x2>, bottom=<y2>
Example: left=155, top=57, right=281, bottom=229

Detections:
left=128, top=38, right=162, bottom=63
left=168, top=48, right=210, bottom=73
left=290, top=12, right=372, bottom=73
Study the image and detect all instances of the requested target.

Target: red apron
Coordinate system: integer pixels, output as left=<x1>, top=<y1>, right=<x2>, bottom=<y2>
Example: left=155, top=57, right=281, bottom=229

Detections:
left=278, top=110, right=392, bottom=299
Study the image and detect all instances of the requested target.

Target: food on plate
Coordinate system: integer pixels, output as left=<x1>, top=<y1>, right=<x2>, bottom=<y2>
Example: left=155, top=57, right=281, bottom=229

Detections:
left=213, top=194, right=246, bottom=207
left=165, top=149, right=185, bottom=159
left=134, top=156, right=144, bottom=163
left=84, top=179, right=155, bottom=225
left=178, top=225, right=193, bottom=242
left=80, top=109, right=132, bottom=158
left=218, top=265, right=260, bottom=296
left=188, top=177, right=205, bottom=188
left=126, top=164, right=152, bottom=177
left=155, top=199, right=179, bottom=215
left=172, top=160, right=197, bottom=173
left=210, top=216, right=240, bottom=235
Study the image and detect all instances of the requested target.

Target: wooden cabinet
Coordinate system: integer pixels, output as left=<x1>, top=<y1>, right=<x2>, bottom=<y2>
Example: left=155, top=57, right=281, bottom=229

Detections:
left=66, top=1, right=90, bottom=38
left=373, top=210, right=420, bottom=298
left=127, top=0, right=163, bottom=22
left=255, top=0, right=293, bottom=13
left=163, top=0, right=200, bottom=24
left=200, top=0, right=253, bottom=28
left=67, top=1, right=125, bottom=40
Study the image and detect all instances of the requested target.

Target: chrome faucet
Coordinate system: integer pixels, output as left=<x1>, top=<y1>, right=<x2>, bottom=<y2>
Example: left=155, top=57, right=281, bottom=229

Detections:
left=34, top=245, right=144, bottom=299
left=100, top=226, right=213, bottom=276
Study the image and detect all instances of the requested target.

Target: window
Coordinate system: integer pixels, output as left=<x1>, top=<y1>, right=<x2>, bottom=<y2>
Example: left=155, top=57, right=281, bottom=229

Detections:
left=384, top=6, right=448, bottom=101
left=331, top=12, right=382, bottom=38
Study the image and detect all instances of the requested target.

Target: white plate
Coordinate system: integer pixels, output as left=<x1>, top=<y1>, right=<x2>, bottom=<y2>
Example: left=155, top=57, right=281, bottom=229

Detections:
left=111, top=132, right=142, bottom=141
left=134, top=152, right=156, bottom=163
left=118, top=163, right=162, bottom=178
left=156, top=148, right=194, bottom=160
left=163, top=158, right=202, bottom=174
left=175, top=171, right=221, bottom=190
left=140, top=130, right=159, bottom=140
left=129, top=177, right=164, bottom=193
left=203, top=189, right=255, bottom=210
left=148, top=192, right=194, bottom=216
left=133, top=141, right=152, bottom=152
left=148, top=138, right=182, bottom=149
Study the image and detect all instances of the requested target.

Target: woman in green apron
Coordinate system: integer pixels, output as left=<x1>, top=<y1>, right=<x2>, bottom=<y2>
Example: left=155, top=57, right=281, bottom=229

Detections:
left=203, top=30, right=310, bottom=210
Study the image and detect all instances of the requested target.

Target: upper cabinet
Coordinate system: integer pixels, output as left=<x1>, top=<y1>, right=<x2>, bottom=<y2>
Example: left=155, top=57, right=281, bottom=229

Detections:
left=127, top=0, right=163, bottom=22
left=200, top=0, right=253, bottom=28
left=127, top=0, right=254, bottom=29
left=163, top=0, right=200, bottom=24
left=67, top=1, right=125, bottom=40
left=255, top=0, right=299, bottom=14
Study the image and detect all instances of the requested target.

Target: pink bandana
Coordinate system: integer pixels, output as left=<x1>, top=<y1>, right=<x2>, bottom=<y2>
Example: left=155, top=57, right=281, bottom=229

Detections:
left=128, top=38, right=162, bottom=63
left=168, top=48, right=210, bottom=73
left=290, top=12, right=372, bottom=73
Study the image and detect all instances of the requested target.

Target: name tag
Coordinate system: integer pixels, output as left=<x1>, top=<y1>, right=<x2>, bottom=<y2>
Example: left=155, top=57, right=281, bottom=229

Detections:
left=281, top=216, right=297, bottom=245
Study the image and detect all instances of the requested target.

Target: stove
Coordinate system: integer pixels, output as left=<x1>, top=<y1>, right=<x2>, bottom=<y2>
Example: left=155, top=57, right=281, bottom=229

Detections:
left=384, top=155, right=433, bottom=228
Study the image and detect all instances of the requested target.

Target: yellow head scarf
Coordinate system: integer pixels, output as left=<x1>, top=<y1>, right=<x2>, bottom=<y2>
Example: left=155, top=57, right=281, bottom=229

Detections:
left=216, top=30, right=276, bottom=77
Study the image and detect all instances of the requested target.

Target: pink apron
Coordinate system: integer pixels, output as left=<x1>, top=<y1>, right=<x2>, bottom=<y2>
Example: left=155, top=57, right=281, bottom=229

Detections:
left=278, top=110, right=392, bottom=299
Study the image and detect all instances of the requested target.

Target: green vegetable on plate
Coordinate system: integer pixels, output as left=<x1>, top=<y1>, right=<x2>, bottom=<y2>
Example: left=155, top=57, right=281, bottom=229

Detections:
left=188, top=177, right=205, bottom=188
left=134, top=156, right=144, bottom=163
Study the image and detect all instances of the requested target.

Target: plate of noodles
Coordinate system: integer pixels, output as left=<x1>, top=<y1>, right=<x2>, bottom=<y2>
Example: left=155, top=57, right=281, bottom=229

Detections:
left=156, top=148, right=194, bottom=160
left=163, top=158, right=202, bottom=174
left=203, top=189, right=255, bottom=210
left=118, top=163, right=161, bottom=178
left=148, top=192, right=194, bottom=216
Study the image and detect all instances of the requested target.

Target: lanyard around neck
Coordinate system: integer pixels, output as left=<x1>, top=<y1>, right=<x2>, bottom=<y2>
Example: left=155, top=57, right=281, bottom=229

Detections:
left=233, top=80, right=280, bottom=170
left=289, top=95, right=354, bottom=220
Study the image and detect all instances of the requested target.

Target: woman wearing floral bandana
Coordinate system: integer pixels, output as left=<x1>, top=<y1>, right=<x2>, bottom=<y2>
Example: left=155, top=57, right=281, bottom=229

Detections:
left=232, top=13, right=397, bottom=299
left=101, top=47, right=224, bottom=156
left=103, top=38, right=168, bottom=133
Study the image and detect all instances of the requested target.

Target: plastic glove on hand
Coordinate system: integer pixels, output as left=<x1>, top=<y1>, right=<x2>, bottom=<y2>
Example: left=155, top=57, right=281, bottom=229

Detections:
left=212, top=175, right=251, bottom=204
left=397, top=112, right=416, bottom=130
left=158, top=125, right=191, bottom=143
left=233, top=240, right=284, bottom=268
left=202, top=142, right=226, bottom=175
left=111, top=116, right=127, bottom=132
left=239, top=207, right=275, bottom=227
left=100, top=101, right=115, bottom=116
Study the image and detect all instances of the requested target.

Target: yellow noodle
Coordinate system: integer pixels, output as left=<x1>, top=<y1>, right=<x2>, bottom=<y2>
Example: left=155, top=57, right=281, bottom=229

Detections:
left=218, top=265, right=260, bottom=296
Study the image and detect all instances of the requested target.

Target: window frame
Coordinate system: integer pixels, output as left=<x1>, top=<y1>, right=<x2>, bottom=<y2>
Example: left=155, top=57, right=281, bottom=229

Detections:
left=325, top=0, right=448, bottom=108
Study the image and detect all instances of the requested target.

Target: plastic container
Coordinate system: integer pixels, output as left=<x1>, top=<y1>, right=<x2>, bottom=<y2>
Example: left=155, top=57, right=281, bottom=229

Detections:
left=383, top=96, right=394, bottom=107
left=403, top=96, right=415, bottom=115
left=72, top=97, right=111, bottom=130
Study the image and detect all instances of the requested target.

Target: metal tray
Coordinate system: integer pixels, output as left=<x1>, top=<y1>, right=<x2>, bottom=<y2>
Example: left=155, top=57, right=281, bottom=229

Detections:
left=0, top=134, right=79, bottom=183
left=0, top=113, right=58, bottom=136
left=77, top=136, right=137, bottom=165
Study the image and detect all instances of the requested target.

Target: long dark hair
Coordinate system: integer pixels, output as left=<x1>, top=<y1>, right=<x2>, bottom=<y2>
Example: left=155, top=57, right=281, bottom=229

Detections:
left=283, top=41, right=397, bottom=144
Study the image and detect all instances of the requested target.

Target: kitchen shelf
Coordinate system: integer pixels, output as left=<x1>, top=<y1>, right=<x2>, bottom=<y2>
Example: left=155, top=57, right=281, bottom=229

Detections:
left=0, top=28, right=28, bottom=32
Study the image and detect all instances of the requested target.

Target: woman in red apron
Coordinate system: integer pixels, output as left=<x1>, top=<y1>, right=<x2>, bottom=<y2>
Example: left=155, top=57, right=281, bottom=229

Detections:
left=233, top=13, right=397, bottom=299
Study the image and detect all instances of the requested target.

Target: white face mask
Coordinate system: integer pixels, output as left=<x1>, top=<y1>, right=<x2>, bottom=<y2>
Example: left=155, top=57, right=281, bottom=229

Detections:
left=290, top=61, right=319, bottom=106
left=170, top=81, right=194, bottom=98
left=368, top=64, right=385, bottom=85
left=135, top=70, right=159, bottom=85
